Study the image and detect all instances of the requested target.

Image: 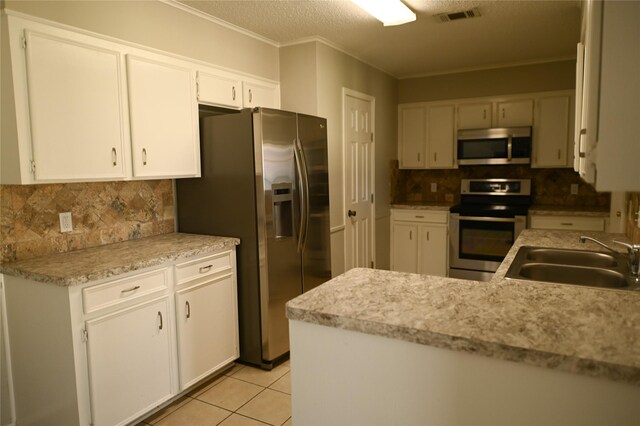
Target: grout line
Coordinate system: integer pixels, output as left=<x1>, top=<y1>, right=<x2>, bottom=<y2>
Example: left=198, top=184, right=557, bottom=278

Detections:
left=281, top=416, right=292, bottom=426
left=266, top=387, right=291, bottom=396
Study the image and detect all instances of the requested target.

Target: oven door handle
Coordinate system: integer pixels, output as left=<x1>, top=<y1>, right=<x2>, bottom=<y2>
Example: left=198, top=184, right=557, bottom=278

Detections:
left=457, top=216, right=517, bottom=223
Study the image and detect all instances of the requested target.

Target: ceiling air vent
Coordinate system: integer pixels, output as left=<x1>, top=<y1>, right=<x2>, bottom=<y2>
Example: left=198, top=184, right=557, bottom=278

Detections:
left=434, top=8, right=481, bottom=23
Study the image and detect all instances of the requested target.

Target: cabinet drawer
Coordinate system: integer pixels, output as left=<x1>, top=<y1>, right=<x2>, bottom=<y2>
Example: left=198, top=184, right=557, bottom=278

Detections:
left=392, top=210, right=448, bottom=224
left=529, top=215, right=606, bottom=231
left=83, top=268, right=169, bottom=314
left=175, top=251, right=232, bottom=285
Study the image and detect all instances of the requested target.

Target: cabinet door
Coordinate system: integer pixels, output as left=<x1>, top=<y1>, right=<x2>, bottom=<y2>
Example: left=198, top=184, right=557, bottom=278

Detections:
left=86, top=297, right=172, bottom=426
left=418, top=224, right=448, bottom=277
left=533, top=95, right=571, bottom=168
left=398, top=105, right=426, bottom=168
left=24, top=30, right=128, bottom=181
left=391, top=222, right=419, bottom=273
left=426, top=105, right=456, bottom=168
left=497, top=100, right=534, bottom=127
left=457, top=103, right=492, bottom=130
left=175, top=274, right=239, bottom=390
left=243, top=81, right=280, bottom=108
left=127, top=55, right=200, bottom=178
left=197, top=70, right=242, bottom=109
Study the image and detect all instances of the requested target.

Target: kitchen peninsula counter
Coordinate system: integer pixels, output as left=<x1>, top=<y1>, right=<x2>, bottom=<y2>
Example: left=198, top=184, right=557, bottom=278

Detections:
left=528, top=205, right=610, bottom=217
left=0, top=232, right=239, bottom=286
left=287, top=229, right=640, bottom=424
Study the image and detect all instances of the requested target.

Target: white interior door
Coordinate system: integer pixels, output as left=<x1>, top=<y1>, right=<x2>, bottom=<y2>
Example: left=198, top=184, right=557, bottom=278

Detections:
left=344, top=91, right=374, bottom=270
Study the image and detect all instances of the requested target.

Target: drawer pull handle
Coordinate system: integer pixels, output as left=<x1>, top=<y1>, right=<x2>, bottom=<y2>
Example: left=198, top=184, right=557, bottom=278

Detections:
left=158, top=311, right=163, bottom=330
left=186, top=301, right=191, bottom=319
left=199, top=265, right=213, bottom=273
left=560, top=222, right=573, bottom=226
left=415, top=215, right=424, bottom=218
left=121, top=285, right=140, bottom=294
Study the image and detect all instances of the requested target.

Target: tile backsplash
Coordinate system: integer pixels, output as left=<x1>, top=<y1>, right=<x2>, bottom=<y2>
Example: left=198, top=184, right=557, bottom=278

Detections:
left=390, top=161, right=610, bottom=209
left=0, top=180, right=175, bottom=263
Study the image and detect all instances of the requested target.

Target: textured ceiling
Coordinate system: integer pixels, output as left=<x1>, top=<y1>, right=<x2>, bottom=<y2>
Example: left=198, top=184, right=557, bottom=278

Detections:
left=176, top=0, right=581, bottom=78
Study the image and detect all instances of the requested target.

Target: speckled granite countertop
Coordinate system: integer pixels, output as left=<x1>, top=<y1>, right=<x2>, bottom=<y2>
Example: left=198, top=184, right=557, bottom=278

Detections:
left=0, top=233, right=239, bottom=287
left=287, top=229, right=640, bottom=386
left=391, top=203, right=453, bottom=211
left=529, top=205, right=610, bottom=217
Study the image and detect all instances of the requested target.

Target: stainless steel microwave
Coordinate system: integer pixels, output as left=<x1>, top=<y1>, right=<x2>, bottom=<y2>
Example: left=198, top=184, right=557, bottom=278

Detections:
left=457, top=127, right=532, bottom=165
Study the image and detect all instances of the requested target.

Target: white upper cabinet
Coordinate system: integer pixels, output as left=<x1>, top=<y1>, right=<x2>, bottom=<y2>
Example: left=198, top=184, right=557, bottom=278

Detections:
left=532, top=94, right=573, bottom=168
left=426, top=105, right=456, bottom=169
left=127, top=55, right=200, bottom=178
left=457, top=103, right=492, bottom=129
left=243, top=80, right=280, bottom=109
left=496, top=99, right=534, bottom=127
left=197, top=70, right=242, bottom=109
left=398, top=105, right=426, bottom=168
left=19, top=29, right=129, bottom=182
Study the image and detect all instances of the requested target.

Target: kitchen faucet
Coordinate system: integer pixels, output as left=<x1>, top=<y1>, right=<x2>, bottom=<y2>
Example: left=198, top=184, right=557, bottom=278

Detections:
left=580, top=236, right=640, bottom=277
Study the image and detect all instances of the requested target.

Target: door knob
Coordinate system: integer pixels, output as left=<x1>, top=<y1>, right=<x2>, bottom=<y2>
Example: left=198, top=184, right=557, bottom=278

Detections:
left=348, top=210, right=357, bottom=218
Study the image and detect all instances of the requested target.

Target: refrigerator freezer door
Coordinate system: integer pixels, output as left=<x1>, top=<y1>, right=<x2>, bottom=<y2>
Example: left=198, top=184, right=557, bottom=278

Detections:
left=297, top=114, right=332, bottom=292
left=254, top=109, right=303, bottom=363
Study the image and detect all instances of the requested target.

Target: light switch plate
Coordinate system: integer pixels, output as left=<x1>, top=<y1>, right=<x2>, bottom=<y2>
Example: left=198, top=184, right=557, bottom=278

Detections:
left=59, top=212, right=73, bottom=233
left=570, top=184, right=579, bottom=195
left=430, top=183, right=437, bottom=192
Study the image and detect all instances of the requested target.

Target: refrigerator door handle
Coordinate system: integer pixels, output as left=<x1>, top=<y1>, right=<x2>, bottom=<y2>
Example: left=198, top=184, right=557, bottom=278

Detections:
left=296, top=138, right=311, bottom=251
left=293, top=139, right=306, bottom=253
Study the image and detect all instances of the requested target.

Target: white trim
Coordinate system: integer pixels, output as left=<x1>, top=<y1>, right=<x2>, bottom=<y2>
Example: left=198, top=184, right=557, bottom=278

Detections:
left=159, top=0, right=279, bottom=48
left=0, top=275, right=16, bottom=426
left=399, top=55, right=577, bottom=80
left=330, top=225, right=346, bottom=234
left=342, top=88, right=376, bottom=269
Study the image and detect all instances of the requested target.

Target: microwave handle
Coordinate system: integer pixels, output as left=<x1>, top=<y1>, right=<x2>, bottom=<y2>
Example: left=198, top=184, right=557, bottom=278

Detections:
left=507, top=134, right=513, bottom=162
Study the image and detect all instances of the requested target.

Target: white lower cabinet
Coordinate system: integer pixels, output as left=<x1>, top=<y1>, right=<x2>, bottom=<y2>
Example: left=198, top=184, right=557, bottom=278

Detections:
left=175, top=273, right=238, bottom=390
left=86, top=297, right=173, bottom=426
left=390, top=209, right=448, bottom=277
left=2, top=247, right=238, bottom=426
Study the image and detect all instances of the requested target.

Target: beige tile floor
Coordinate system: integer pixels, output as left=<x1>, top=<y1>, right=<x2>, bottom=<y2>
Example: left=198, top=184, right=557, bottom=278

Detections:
left=138, top=361, right=292, bottom=426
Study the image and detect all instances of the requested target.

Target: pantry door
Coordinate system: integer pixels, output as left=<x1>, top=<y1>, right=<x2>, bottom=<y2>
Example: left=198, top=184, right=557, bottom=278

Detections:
left=344, top=89, right=375, bottom=270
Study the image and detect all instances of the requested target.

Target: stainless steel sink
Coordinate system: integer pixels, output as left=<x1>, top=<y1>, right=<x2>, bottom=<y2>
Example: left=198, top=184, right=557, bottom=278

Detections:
left=524, top=247, right=618, bottom=268
left=517, top=263, right=628, bottom=288
left=505, top=246, right=639, bottom=291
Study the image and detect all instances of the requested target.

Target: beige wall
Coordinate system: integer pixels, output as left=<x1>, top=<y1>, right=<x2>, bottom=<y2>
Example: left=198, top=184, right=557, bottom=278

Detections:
left=399, top=60, right=576, bottom=103
left=282, top=41, right=398, bottom=274
left=3, top=0, right=279, bottom=80
left=280, top=43, right=318, bottom=116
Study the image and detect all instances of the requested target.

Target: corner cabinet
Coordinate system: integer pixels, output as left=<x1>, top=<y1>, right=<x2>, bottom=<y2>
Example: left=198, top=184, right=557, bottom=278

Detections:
left=3, top=247, right=239, bottom=426
left=390, top=209, right=448, bottom=277
left=126, top=55, right=200, bottom=178
left=532, top=94, right=574, bottom=168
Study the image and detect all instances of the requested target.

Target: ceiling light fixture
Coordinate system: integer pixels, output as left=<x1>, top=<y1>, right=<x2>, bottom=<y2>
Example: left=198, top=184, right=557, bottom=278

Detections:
left=350, top=0, right=416, bottom=26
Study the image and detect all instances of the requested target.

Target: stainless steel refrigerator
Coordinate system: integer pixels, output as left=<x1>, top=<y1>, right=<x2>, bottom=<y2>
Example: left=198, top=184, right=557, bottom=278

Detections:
left=176, top=107, right=331, bottom=369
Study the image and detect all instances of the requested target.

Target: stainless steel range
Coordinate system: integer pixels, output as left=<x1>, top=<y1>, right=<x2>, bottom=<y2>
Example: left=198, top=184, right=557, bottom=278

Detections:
left=449, top=179, right=531, bottom=281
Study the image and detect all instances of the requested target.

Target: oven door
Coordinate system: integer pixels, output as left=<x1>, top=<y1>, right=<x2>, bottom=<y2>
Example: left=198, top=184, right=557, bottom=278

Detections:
left=450, top=213, right=526, bottom=273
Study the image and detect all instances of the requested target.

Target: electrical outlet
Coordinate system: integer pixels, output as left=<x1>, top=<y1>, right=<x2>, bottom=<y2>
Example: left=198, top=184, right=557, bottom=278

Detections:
left=59, top=212, right=73, bottom=233
left=430, top=183, right=437, bottom=192
left=570, top=184, right=579, bottom=195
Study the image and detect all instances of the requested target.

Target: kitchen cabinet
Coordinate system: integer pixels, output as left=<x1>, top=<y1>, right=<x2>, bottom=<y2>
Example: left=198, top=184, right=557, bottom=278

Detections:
left=86, top=297, right=173, bottom=426
left=398, top=105, right=426, bottom=168
left=575, top=0, right=640, bottom=191
left=496, top=99, right=534, bottom=127
left=2, top=246, right=239, bottom=426
left=427, top=105, right=456, bottom=169
left=242, top=80, right=280, bottom=108
left=127, top=54, right=200, bottom=178
left=390, top=209, right=448, bottom=277
left=532, top=94, right=573, bottom=168
left=529, top=214, right=606, bottom=232
left=174, top=252, right=239, bottom=390
left=457, top=102, right=492, bottom=129
left=197, top=70, right=242, bottom=109
left=12, top=24, right=129, bottom=182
